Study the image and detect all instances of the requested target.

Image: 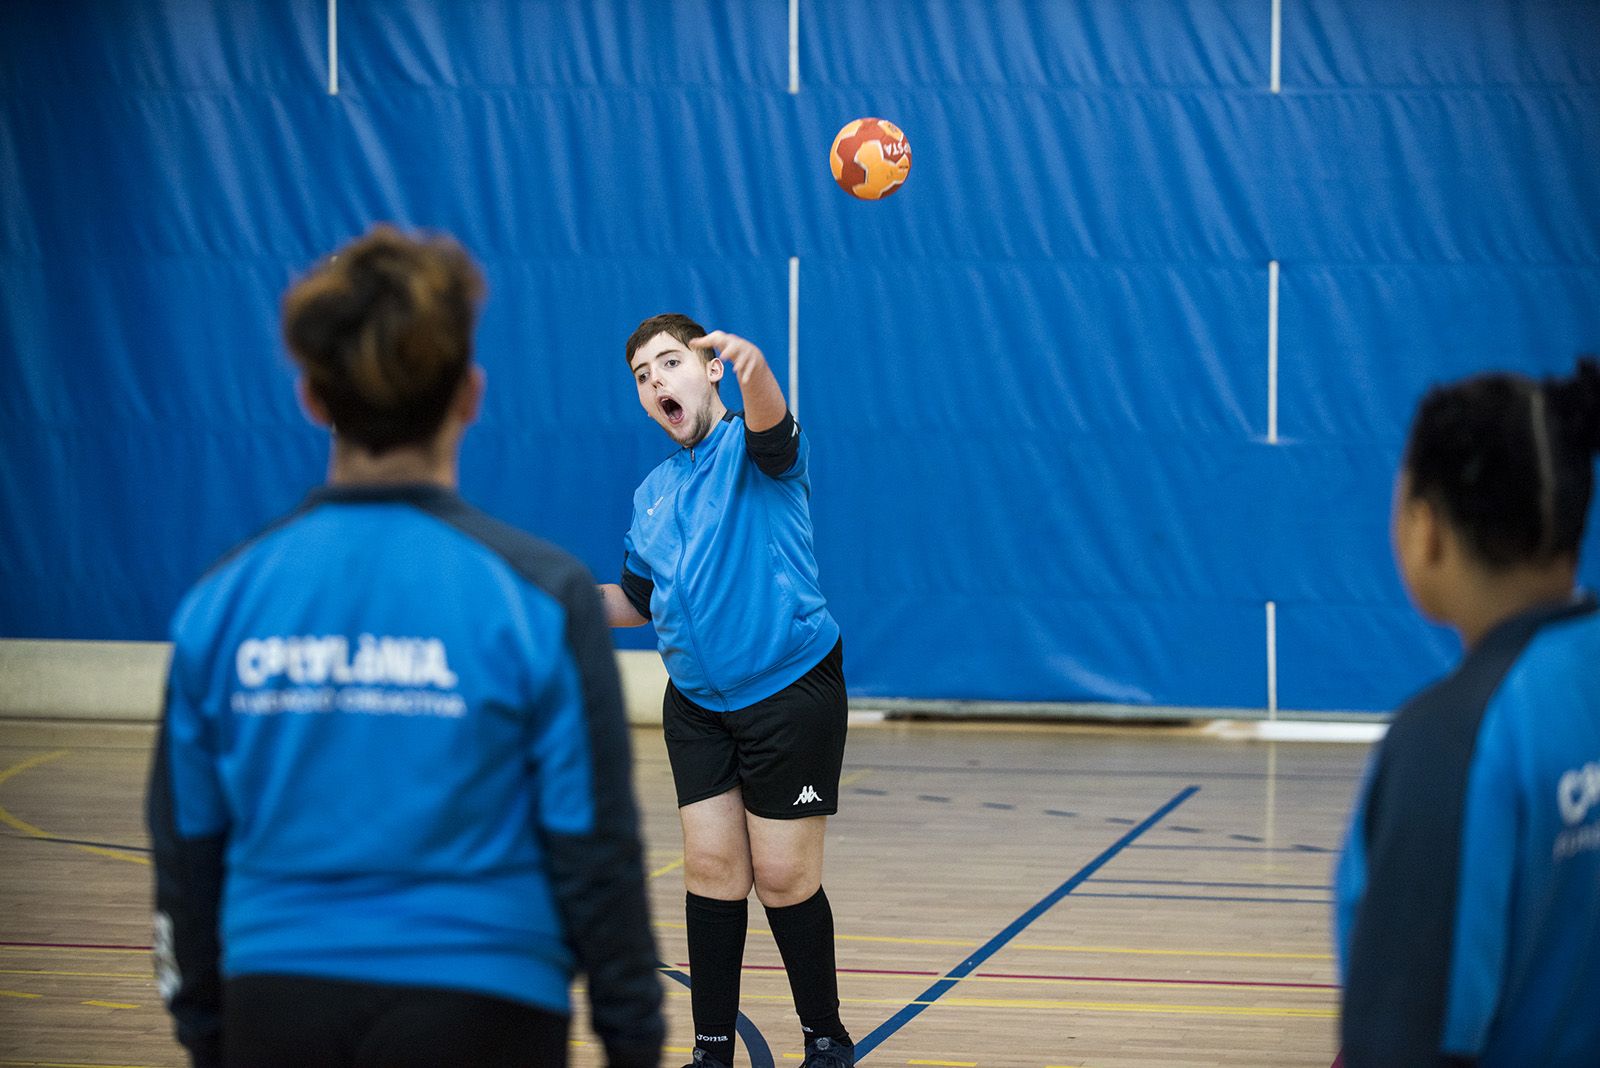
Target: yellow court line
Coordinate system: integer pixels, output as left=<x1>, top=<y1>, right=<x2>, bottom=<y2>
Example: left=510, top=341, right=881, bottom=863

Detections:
left=838, top=767, right=874, bottom=788
left=0, top=1062, right=167, bottom=1068
left=930, top=996, right=1336, bottom=1018
left=0, top=750, right=149, bottom=867
left=864, top=973, right=1333, bottom=994
left=1011, top=942, right=1334, bottom=962
left=0, top=750, right=70, bottom=788
left=0, top=989, right=44, bottom=999
left=653, top=921, right=1333, bottom=960
left=80, top=1000, right=139, bottom=1009
left=649, top=855, right=686, bottom=880
left=833, top=932, right=976, bottom=947
left=0, top=969, right=149, bottom=979
left=715, top=965, right=1336, bottom=994
left=909, top=1061, right=978, bottom=1067
left=656, top=920, right=965, bottom=946
left=668, top=990, right=1336, bottom=1018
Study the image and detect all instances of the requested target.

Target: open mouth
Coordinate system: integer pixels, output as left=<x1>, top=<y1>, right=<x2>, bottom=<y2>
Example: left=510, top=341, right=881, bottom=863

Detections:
left=659, top=396, right=685, bottom=426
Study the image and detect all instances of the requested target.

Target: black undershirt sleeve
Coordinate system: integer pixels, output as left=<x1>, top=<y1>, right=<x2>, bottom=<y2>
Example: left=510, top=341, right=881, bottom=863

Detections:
left=542, top=568, right=665, bottom=1065
left=619, top=566, right=653, bottom=618
left=146, top=713, right=226, bottom=1068
left=744, top=409, right=799, bottom=478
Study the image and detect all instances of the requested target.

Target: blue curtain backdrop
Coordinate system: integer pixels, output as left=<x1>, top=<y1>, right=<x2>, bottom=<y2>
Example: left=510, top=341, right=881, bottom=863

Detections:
left=3, top=1, right=1598, bottom=712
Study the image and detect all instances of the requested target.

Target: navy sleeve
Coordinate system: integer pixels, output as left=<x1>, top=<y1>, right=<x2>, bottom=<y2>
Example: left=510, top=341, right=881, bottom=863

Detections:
left=539, top=566, right=665, bottom=1065
left=1341, top=718, right=1478, bottom=1068
left=1439, top=700, right=1519, bottom=1058
left=744, top=408, right=800, bottom=478
left=619, top=561, right=653, bottom=619
left=145, top=672, right=228, bottom=1068
left=1339, top=607, right=1557, bottom=1068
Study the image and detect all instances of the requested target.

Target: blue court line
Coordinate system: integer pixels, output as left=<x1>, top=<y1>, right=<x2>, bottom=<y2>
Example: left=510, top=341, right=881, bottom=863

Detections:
left=660, top=967, right=773, bottom=1068
left=1089, top=878, right=1333, bottom=891
left=1073, top=892, right=1331, bottom=905
left=1128, top=843, right=1334, bottom=853
left=854, top=784, right=1199, bottom=1061
left=851, top=763, right=1360, bottom=783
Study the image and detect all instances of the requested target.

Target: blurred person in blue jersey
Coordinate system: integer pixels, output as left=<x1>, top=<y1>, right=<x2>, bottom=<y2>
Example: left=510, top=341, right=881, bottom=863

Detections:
left=146, top=226, right=664, bottom=1068
left=597, top=316, right=854, bottom=1068
left=1336, top=357, right=1600, bottom=1066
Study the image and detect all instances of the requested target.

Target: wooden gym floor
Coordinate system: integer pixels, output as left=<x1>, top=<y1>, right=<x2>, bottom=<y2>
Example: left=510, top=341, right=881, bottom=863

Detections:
left=0, top=717, right=1361, bottom=1067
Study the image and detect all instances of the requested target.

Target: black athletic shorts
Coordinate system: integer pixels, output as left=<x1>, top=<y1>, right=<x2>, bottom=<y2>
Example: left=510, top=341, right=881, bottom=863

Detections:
left=223, top=974, right=569, bottom=1068
left=663, top=639, right=847, bottom=820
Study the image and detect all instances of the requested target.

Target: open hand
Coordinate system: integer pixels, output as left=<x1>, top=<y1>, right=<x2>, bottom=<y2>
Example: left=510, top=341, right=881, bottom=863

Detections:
left=690, top=331, right=767, bottom=387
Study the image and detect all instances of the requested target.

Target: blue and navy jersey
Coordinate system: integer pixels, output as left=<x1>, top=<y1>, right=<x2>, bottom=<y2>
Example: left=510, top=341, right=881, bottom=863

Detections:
left=1335, top=593, right=1600, bottom=1067
left=146, top=483, right=663, bottom=1067
left=620, top=410, right=840, bottom=711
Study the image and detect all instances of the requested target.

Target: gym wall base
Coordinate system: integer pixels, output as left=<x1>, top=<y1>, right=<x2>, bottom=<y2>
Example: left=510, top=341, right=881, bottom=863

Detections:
left=0, top=640, right=672, bottom=726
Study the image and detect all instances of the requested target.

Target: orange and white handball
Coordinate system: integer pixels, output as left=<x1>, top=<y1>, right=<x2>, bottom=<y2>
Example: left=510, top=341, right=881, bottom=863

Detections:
left=829, top=118, right=911, bottom=200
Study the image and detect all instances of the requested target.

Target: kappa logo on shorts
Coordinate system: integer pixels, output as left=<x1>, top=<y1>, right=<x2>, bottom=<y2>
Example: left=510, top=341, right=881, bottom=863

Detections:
left=793, top=785, right=822, bottom=805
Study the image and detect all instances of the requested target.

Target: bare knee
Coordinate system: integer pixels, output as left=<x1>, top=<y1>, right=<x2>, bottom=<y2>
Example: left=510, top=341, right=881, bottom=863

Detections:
left=679, top=789, right=753, bottom=899
left=684, top=843, right=753, bottom=900
left=752, top=855, right=820, bottom=908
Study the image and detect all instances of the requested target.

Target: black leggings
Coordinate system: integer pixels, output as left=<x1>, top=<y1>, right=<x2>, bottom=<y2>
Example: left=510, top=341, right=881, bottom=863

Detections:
left=224, top=974, right=569, bottom=1067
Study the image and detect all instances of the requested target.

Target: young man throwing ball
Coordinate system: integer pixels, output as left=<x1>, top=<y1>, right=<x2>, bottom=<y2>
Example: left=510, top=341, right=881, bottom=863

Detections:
left=599, top=314, right=853, bottom=1068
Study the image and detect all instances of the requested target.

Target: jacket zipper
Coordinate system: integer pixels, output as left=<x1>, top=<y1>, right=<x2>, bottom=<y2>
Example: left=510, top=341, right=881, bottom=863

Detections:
left=672, top=448, right=726, bottom=707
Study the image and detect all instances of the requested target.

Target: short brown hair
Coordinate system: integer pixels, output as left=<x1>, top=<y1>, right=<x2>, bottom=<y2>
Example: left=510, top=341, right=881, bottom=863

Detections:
left=625, top=312, right=709, bottom=368
left=282, top=225, right=485, bottom=454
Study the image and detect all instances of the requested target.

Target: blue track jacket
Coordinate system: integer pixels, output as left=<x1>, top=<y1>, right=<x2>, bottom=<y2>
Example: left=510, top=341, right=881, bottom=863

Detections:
left=146, top=484, right=663, bottom=1067
left=620, top=410, right=840, bottom=711
left=1336, top=593, right=1600, bottom=1067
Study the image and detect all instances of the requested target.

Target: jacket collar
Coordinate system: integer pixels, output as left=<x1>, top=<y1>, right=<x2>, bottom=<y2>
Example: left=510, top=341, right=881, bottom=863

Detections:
left=304, top=482, right=460, bottom=507
left=683, top=410, right=738, bottom=460
left=1473, top=589, right=1598, bottom=657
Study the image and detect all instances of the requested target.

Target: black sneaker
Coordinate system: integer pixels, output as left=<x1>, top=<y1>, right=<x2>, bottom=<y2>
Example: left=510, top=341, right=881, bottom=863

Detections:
left=802, top=1036, right=856, bottom=1067
left=681, top=1050, right=732, bottom=1068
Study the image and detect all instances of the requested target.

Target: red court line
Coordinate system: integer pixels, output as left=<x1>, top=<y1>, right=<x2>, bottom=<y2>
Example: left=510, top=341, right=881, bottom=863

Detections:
left=679, top=962, right=939, bottom=978
left=677, top=962, right=1338, bottom=991
left=976, top=970, right=1338, bottom=991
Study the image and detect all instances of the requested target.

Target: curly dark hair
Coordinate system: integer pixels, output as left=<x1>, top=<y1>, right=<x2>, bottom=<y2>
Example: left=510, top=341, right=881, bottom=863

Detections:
left=1403, top=357, right=1600, bottom=569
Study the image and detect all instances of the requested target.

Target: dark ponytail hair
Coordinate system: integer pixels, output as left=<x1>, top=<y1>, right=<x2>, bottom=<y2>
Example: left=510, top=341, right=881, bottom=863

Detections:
left=1403, top=356, right=1600, bottom=569
left=283, top=226, right=485, bottom=454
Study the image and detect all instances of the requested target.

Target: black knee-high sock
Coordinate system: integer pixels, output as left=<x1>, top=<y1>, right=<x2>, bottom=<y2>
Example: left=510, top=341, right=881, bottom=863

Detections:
left=685, top=892, right=747, bottom=1064
left=765, top=887, right=850, bottom=1044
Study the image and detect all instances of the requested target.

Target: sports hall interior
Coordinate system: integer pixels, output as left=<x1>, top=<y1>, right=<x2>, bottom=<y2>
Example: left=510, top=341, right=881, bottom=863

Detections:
left=3, top=4, right=1597, bottom=1067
